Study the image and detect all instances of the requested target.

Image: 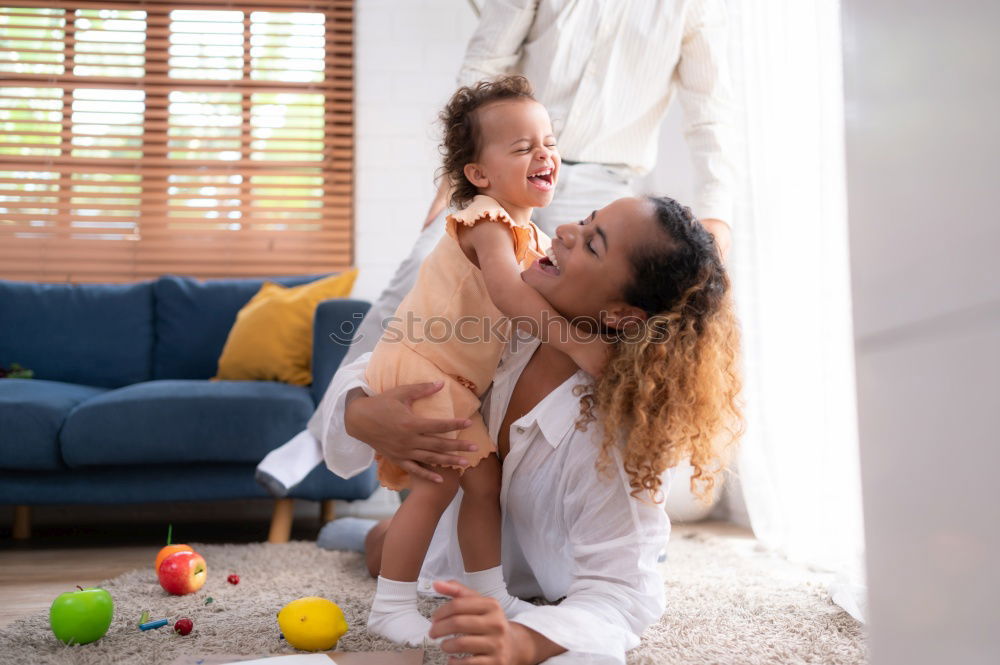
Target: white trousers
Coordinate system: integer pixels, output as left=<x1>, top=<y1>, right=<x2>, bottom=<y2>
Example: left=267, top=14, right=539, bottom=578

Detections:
left=257, top=163, right=635, bottom=493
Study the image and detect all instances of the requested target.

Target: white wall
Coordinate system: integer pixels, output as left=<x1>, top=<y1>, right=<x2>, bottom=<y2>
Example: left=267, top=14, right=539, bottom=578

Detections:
left=638, top=107, right=695, bottom=203
left=842, top=1, right=1000, bottom=663
left=352, top=0, right=479, bottom=302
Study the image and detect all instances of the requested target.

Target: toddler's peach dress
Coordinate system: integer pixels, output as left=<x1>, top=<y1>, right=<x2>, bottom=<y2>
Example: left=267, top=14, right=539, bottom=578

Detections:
left=366, top=195, right=550, bottom=490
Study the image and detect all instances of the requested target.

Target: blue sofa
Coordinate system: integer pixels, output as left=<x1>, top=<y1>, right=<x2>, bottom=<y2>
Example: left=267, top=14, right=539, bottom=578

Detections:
left=0, top=275, right=377, bottom=541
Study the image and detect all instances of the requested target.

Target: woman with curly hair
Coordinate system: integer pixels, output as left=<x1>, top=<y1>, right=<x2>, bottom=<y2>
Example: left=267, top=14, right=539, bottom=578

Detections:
left=352, top=76, right=614, bottom=646
left=318, top=193, right=743, bottom=662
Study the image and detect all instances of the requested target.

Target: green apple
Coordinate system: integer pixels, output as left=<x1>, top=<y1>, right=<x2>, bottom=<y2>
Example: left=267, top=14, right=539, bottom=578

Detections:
left=49, top=586, right=114, bottom=645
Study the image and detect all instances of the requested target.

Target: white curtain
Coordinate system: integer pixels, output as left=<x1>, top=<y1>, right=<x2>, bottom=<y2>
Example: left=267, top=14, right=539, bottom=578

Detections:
left=725, top=0, right=867, bottom=621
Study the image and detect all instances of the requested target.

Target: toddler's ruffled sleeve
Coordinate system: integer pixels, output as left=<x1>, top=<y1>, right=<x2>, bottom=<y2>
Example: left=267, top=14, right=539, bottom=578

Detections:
left=446, top=194, right=534, bottom=264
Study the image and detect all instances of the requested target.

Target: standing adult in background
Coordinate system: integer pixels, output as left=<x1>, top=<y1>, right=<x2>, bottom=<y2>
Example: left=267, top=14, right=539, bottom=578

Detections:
left=346, top=0, right=735, bottom=367
left=255, top=0, right=736, bottom=496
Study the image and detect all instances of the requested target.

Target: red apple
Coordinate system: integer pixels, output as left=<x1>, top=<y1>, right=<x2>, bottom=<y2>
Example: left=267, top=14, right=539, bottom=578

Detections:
left=155, top=544, right=193, bottom=573
left=157, top=551, right=207, bottom=595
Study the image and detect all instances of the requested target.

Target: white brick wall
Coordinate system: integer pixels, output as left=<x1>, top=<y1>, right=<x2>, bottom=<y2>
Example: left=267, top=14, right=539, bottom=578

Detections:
left=352, top=0, right=480, bottom=302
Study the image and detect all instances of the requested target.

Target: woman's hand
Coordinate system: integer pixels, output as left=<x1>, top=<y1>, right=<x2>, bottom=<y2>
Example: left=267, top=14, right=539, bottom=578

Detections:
left=429, top=581, right=520, bottom=665
left=429, top=581, right=566, bottom=665
left=344, top=382, right=478, bottom=483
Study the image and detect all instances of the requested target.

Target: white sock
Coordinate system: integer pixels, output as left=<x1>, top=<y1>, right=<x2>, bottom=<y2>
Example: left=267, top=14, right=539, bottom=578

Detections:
left=465, top=566, right=534, bottom=618
left=367, top=577, right=431, bottom=646
left=316, top=517, right=377, bottom=551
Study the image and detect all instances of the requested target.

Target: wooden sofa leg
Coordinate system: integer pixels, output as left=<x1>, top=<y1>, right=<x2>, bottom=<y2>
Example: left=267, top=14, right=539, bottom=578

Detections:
left=320, top=500, right=336, bottom=525
left=13, top=505, right=31, bottom=540
left=268, top=498, right=294, bottom=544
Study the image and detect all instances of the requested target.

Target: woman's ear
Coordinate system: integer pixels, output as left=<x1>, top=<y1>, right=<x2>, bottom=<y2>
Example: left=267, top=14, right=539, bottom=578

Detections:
left=463, top=163, right=489, bottom=189
left=603, top=303, right=648, bottom=330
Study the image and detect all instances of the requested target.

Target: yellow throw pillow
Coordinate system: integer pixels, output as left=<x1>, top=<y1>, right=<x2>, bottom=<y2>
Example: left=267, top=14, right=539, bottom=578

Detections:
left=215, top=269, right=358, bottom=385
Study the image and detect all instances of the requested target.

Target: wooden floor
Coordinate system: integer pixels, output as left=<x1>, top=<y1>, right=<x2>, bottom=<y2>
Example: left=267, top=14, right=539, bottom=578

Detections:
left=0, top=518, right=751, bottom=630
left=0, top=545, right=152, bottom=629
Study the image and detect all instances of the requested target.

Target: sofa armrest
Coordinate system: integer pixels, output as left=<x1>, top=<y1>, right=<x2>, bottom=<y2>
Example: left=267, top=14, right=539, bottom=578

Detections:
left=312, top=298, right=371, bottom=404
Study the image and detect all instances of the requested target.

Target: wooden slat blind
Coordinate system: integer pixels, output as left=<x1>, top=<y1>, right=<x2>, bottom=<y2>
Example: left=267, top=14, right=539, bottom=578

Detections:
left=0, top=0, right=353, bottom=283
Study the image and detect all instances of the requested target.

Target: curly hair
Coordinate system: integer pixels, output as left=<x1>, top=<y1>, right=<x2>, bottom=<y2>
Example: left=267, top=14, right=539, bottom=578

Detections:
left=438, top=75, right=536, bottom=210
left=577, top=197, right=744, bottom=503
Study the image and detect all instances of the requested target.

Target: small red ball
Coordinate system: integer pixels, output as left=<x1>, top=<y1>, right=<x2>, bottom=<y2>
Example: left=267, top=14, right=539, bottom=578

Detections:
left=174, top=618, right=193, bottom=636
left=227, top=574, right=240, bottom=585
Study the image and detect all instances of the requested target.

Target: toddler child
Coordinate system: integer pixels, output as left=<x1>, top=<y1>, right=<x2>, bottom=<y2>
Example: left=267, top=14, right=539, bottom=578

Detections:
left=362, top=75, right=607, bottom=646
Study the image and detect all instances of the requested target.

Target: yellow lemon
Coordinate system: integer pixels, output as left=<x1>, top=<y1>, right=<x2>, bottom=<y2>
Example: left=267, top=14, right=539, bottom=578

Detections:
left=277, top=596, right=349, bottom=652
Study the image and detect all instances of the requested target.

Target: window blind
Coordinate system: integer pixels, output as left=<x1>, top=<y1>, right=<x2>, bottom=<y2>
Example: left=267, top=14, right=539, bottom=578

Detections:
left=0, top=0, right=353, bottom=283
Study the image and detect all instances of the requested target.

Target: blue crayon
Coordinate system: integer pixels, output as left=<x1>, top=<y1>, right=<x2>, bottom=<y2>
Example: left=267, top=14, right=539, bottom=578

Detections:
left=139, top=618, right=169, bottom=631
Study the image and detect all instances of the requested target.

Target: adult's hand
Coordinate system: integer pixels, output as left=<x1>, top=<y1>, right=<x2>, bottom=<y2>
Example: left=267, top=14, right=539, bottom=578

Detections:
left=700, top=217, right=732, bottom=263
left=344, top=383, right=477, bottom=483
left=422, top=179, right=453, bottom=229
left=429, top=581, right=566, bottom=665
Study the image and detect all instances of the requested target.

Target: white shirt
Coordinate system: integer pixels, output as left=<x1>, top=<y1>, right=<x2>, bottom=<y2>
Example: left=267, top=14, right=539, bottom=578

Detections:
left=319, top=333, right=671, bottom=664
left=458, top=0, right=736, bottom=223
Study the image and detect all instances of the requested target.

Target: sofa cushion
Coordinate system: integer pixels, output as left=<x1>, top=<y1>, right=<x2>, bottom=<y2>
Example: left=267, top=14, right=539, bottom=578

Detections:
left=60, top=380, right=313, bottom=467
left=0, top=379, right=107, bottom=470
left=152, top=274, right=328, bottom=380
left=215, top=270, right=358, bottom=386
left=0, top=279, right=154, bottom=388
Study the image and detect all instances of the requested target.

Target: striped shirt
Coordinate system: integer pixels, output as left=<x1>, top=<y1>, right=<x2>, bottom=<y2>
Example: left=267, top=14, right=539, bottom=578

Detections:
left=458, top=0, right=736, bottom=223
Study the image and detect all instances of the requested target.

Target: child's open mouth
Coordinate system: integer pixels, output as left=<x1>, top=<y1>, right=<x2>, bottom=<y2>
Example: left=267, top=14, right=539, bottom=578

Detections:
left=527, top=168, right=554, bottom=192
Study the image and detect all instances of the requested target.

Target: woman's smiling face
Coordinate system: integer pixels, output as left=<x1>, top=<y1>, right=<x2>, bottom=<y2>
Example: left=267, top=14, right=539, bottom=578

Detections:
left=522, top=197, right=665, bottom=327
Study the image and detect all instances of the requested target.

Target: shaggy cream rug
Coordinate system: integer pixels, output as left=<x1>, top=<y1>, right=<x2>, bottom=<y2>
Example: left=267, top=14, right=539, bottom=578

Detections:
left=0, top=531, right=867, bottom=664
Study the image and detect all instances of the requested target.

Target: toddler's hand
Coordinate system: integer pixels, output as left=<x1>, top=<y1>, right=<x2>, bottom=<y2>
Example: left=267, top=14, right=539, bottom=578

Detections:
left=569, top=332, right=613, bottom=378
